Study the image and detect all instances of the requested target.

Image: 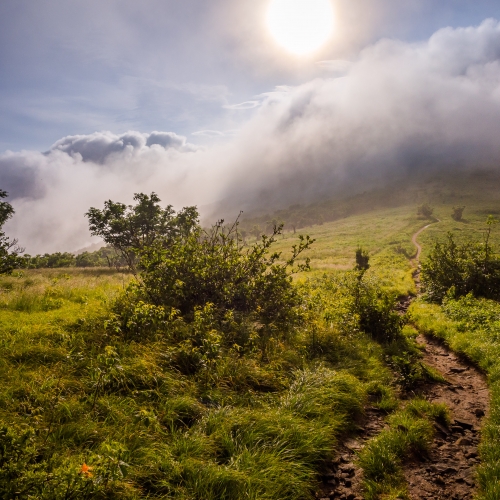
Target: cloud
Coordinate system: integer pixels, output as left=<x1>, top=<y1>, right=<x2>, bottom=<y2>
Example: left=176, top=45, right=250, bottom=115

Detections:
left=5, top=20, right=500, bottom=252
left=0, top=151, right=49, bottom=201
left=191, top=130, right=225, bottom=138
left=191, top=129, right=240, bottom=139
left=223, top=101, right=262, bottom=110
left=1, top=131, right=208, bottom=253
left=214, top=19, right=500, bottom=209
left=316, top=59, right=353, bottom=74
left=49, top=130, right=197, bottom=164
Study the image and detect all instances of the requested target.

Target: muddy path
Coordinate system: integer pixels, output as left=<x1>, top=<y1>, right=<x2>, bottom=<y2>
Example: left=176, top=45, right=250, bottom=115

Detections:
left=317, top=406, right=387, bottom=500
left=317, top=342, right=489, bottom=500
left=317, top=221, right=490, bottom=500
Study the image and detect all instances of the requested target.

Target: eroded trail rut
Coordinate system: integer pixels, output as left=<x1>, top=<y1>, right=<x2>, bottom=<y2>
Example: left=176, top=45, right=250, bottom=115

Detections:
left=317, top=222, right=490, bottom=500
left=404, top=334, right=489, bottom=499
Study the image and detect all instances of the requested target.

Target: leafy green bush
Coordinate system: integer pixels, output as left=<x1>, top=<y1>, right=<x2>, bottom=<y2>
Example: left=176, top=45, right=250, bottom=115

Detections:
left=355, top=247, right=370, bottom=271
left=138, top=221, right=312, bottom=324
left=306, top=272, right=404, bottom=344
left=349, top=273, right=404, bottom=343
left=0, top=190, right=23, bottom=274
left=109, top=217, right=314, bottom=360
left=421, top=231, right=500, bottom=302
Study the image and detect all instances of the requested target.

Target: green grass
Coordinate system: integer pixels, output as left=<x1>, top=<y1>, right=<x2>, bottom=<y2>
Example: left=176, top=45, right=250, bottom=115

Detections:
left=5, top=173, right=500, bottom=498
left=255, top=205, right=425, bottom=298
left=0, top=268, right=398, bottom=498
left=358, top=399, right=450, bottom=500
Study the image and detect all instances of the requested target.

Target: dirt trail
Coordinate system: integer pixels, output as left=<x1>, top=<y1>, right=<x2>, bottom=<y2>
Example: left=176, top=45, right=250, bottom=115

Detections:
left=404, top=334, right=489, bottom=499
left=411, top=218, right=440, bottom=266
left=317, top=407, right=387, bottom=500
left=412, top=223, right=432, bottom=264
left=404, top=220, right=489, bottom=499
left=317, top=220, right=489, bottom=500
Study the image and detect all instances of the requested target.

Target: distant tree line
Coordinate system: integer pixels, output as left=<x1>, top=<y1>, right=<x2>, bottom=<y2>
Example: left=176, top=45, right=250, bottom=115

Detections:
left=20, top=246, right=128, bottom=269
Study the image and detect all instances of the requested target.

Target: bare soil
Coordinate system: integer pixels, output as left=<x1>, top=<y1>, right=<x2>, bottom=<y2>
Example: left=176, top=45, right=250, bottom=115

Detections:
left=317, top=335, right=489, bottom=500
left=404, top=334, right=488, bottom=499
left=317, top=407, right=387, bottom=500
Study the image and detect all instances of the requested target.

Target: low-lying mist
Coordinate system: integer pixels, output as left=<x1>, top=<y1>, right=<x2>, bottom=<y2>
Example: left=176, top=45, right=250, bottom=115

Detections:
left=3, top=19, right=500, bottom=253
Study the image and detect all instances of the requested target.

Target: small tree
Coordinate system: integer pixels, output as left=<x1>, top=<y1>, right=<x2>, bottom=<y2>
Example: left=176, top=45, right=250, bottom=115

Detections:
left=0, top=191, right=23, bottom=274
left=355, top=247, right=370, bottom=272
left=451, top=206, right=465, bottom=222
left=86, top=193, right=198, bottom=271
left=250, top=225, right=262, bottom=240
left=417, top=203, right=434, bottom=219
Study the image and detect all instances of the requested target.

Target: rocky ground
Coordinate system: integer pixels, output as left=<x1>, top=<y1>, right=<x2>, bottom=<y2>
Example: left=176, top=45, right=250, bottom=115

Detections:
left=317, top=406, right=386, bottom=500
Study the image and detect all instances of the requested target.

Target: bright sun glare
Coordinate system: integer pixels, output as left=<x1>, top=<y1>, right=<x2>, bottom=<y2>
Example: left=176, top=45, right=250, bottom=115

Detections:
left=267, top=0, right=334, bottom=55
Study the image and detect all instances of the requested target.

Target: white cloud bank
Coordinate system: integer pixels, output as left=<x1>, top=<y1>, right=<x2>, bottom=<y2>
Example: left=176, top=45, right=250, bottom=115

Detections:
left=4, top=19, right=500, bottom=252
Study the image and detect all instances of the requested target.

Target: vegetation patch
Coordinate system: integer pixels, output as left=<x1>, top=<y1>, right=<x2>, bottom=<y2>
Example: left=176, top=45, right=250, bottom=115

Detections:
left=0, top=267, right=401, bottom=498
left=358, top=399, right=449, bottom=499
left=410, top=297, right=500, bottom=500
left=4, top=183, right=500, bottom=498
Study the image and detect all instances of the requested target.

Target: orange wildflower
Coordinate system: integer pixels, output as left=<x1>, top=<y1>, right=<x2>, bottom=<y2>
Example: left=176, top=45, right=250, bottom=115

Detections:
left=80, top=463, right=93, bottom=477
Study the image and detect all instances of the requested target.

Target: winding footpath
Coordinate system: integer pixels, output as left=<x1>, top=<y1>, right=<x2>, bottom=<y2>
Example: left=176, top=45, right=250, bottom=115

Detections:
left=411, top=218, right=440, bottom=266
left=405, top=219, right=489, bottom=499
left=318, top=219, right=489, bottom=500
left=412, top=222, right=432, bottom=263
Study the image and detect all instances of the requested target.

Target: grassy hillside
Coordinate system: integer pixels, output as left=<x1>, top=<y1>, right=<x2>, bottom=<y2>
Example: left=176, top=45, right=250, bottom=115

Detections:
left=3, top=176, right=500, bottom=498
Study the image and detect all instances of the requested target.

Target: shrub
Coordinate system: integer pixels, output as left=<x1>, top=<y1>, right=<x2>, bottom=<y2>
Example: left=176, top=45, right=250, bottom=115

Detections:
left=451, top=205, right=465, bottom=221
left=421, top=232, right=500, bottom=302
left=350, top=273, right=404, bottom=343
left=112, top=218, right=314, bottom=355
left=355, top=247, right=370, bottom=271
left=417, top=203, right=434, bottom=219
left=312, top=272, right=404, bottom=343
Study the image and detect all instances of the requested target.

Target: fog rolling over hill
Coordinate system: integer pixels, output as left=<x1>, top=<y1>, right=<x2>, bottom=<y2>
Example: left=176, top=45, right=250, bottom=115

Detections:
left=4, top=20, right=500, bottom=253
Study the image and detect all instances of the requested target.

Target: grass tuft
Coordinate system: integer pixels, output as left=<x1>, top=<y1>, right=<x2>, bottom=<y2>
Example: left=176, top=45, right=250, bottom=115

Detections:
left=358, top=398, right=448, bottom=499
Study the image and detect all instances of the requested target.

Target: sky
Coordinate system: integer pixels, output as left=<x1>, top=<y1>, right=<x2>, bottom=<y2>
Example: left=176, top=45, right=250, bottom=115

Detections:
left=3, top=0, right=500, bottom=253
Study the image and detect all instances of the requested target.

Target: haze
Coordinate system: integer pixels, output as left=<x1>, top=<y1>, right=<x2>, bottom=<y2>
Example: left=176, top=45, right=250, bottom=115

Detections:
left=2, top=0, right=500, bottom=253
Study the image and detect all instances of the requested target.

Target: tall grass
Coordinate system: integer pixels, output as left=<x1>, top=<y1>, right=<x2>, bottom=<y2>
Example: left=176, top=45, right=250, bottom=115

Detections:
left=0, top=269, right=397, bottom=498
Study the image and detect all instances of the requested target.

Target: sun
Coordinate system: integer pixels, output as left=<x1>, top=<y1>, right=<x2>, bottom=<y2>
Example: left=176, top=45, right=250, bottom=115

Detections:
left=266, top=0, right=334, bottom=56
